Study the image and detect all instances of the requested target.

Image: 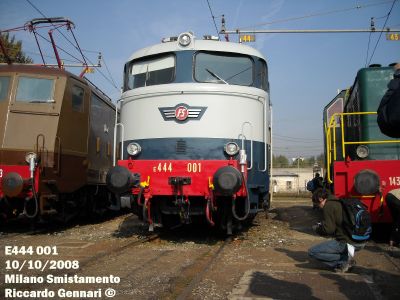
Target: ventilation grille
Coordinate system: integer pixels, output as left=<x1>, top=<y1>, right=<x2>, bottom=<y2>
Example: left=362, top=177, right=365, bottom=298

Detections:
left=176, top=140, right=187, bottom=154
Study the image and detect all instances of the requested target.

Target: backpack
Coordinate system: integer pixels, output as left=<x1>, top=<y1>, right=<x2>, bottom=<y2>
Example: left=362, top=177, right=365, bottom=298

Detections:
left=340, top=198, right=372, bottom=242
left=306, top=180, right=314, bottom=191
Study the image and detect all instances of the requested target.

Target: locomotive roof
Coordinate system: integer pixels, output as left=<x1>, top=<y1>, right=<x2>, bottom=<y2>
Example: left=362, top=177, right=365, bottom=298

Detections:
left=0, top=63, right=113, bottom=104
left=0, top=64, right=86, bottom=84
left=127, top=37, right=267, bottom=62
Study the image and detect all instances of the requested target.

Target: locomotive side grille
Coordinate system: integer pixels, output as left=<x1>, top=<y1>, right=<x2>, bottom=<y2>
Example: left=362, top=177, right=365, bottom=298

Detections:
left=176, top=140, right=187, bottom=154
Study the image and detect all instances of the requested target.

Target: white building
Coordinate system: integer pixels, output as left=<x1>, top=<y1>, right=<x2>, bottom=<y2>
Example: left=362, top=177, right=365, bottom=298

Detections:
left=272, top=168, right=321, bottom=193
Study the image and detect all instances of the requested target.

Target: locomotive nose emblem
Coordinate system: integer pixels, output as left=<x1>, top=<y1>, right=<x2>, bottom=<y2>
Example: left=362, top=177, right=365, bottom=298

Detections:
left=159, top=103, right=207, bottom=123
left=175, top=106, right=189, bottom=121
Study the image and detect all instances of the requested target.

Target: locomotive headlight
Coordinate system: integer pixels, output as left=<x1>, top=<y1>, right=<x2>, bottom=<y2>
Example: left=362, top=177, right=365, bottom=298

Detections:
left=25, top=152, right=37, bottom=164
left=356, top=145, right=369, bottom=159
left=178, top=32, right=192, bottom=47
left=127, top=142, right=141, bottom=156
left=224, top=142, right=240, bottom=156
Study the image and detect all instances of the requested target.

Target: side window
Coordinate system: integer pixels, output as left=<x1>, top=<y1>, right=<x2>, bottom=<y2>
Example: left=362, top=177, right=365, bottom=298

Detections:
left=256, top=59, right=268, bottom=91
left=0, top=76, right=11, bottom=102
left=16, top=76, right=54, bottom=103
left=72, top=85, right=84, bottom=112
left=286, top=181, right=292, bottom=190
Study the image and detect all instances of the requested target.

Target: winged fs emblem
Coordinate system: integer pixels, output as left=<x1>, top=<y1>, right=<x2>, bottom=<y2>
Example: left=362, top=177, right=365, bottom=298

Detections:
left=158, top=103, right=207, bottom=123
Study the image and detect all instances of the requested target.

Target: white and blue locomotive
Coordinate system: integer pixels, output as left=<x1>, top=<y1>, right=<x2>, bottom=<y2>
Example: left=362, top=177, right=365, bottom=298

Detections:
left=107, top=32, right=271, bottom=233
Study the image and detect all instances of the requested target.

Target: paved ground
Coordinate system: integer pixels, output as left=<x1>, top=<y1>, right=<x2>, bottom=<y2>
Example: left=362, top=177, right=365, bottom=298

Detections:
left=0, top=196, right=399, bottom=299
left=228, top=198, right=400, bottom=300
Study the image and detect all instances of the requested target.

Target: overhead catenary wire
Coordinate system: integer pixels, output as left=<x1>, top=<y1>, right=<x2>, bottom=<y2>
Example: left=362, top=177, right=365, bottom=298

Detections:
left=35, top=33, right=84, bottom=64
left=34, top=31, right=85, bottom=64
left=365, top=31, right=373, bottom=67
left=367, top=0, right=398, bottom=65
left=205, top=0, right=220, bottom=39
left=2, top=45, right=82, bottom=64
left=25, top=0, right=79, bottom=52
left=101, top=55, right=118, bottom=90
left=25, top=0, right=89, bottom=64
left=25, top=0, right=120, bottom=92
left=238, top=0, right=394, bottom=30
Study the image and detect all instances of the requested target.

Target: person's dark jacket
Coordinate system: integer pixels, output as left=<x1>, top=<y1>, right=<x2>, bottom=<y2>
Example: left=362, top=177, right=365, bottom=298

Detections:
left=312, top=176, right=323, bottom=192
left=377, top=67, right=400, bottom=138
left=316, top=196, right=352, bottom=243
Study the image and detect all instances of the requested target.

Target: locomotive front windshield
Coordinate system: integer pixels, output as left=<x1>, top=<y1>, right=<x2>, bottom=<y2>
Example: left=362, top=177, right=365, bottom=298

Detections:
left=15, top=76, right=55, bottom=103
left=128, top=54, right=175, bottom=89
left=194, top=52, right=252, bottom=86
left=124, top=50, right=268, bottom=91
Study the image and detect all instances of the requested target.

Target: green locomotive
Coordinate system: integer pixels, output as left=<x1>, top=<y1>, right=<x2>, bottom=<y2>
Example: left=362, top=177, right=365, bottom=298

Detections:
left=323, top=64, right=400, bottom=223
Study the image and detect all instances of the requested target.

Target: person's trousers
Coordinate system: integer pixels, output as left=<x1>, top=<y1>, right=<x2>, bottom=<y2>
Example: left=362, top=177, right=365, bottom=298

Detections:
left=308, top=239, right=348, bottom=267
left=386, top=192, right=400, bottom=243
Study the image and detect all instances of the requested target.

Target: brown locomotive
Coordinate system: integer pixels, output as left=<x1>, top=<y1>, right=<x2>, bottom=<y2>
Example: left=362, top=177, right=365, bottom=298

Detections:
left=0, top=64, right=117, bottom=222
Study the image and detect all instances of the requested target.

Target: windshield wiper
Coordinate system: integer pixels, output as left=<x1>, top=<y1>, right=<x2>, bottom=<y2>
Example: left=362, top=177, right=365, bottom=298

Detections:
left=205, top=68, right=229, bottom=85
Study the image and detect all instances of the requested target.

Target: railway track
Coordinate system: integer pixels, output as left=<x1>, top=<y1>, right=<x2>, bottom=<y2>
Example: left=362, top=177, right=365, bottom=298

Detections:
left=170, top=236, right=232, bottom=300
left=77, top=233, right=161, bottom=270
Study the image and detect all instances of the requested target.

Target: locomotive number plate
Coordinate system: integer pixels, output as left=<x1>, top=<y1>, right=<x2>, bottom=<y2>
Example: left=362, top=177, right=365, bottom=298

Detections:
left=153, top=163, right=173, bottom=173
left=389, top=176, right=400, bottom=186
left=186, top=163, right=202, bottom=173
left=151, top=163, right=203, bottom=173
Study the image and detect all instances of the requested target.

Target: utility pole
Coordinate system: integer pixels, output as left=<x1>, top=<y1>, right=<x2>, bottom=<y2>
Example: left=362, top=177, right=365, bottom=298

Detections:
left=221, top=28, right=400, bottom=35
left=220, top=19, right=400, bottom=43
left=292, top=157, right=304, bottom=195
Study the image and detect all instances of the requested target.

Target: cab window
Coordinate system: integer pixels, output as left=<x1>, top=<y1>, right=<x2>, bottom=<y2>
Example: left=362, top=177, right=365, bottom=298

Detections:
left=127, top=54, right=175, bottom=89
left=194, top=52, right=253, bottom=86
left=15, top=76, right=54, bottom=103
left=255, top=59, right=268, bottom=91
left=72, top=85, right=84, bottom=112
left=0, top=76, right=10, bottom=102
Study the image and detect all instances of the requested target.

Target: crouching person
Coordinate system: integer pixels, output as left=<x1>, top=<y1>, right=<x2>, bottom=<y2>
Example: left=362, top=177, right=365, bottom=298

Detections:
left=308, top=189, right=367, bottom=273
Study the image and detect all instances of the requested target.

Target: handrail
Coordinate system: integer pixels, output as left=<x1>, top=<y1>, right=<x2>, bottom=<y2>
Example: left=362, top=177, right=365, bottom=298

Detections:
left=240, top=121, right=253, bottom=170
left=113, top=98, right=124, bottom=166
left=325, top=122, right=332, bottom=184
left=259, top=97, right=268, bottom=172
left=113, top=123, right=124, bottom=166
left=54, top=136, right=61, bottom=175
left=35, top=134, right=46, bottom=171
left=325, top=111, right=400, bottom=184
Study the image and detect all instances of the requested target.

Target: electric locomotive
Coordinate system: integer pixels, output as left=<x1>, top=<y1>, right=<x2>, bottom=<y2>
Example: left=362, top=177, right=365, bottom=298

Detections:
left=107, top=32, right=271, bottom=233
left=323, top=64, right=400, bottom=223
left=0, top=64, right=117, bottom=222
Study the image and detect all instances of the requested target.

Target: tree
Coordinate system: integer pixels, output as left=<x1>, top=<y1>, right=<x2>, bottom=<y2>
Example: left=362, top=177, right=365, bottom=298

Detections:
left=273, top=155, right=289, bottom=168
left=316, top=153, right=325, bottom=167
left=304, top=156, right=316, bottom=167
left=0, top=33, right=33, bottom=64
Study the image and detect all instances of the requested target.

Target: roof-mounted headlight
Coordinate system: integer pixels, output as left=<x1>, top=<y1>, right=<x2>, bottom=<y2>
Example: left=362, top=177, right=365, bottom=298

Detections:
left=224, top=142, right=240, bottom=156
left=178, top=32, right=192, bottom=47
left=127, top=142, right=141, bottom=156
left=356, top=145, right=369, bottom=159
left=25, top=152, right=37, bottom=164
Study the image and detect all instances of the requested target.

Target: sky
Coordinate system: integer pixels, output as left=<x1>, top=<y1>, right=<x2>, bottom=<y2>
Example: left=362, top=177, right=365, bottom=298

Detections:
left=1, top=0, right=399, bottom=160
